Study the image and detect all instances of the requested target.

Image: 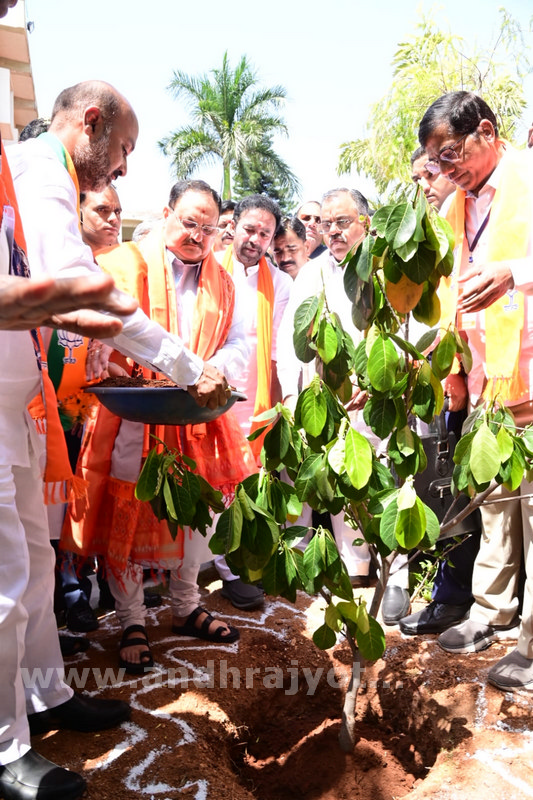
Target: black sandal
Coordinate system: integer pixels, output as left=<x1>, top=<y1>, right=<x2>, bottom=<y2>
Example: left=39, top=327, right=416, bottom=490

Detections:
left=171, top=606, right=240, bottom=643
left=118, top=624, right=154, bottom=674
left=59, top=634, right=90, bottom=657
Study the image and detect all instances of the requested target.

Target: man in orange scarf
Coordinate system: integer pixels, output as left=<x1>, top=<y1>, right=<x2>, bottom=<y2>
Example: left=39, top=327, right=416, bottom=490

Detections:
left=218, top=194, right=292, bottom=610
left=418, top=91, right=533, bottom=692
left=63, top=180, right=256, bottom=672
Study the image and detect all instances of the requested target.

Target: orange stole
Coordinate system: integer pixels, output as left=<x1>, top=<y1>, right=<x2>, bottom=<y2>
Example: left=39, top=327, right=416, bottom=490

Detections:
left=62, top=234, right=255, bottom=575
left=441, top=145, right=530, bottom=403
left=222, top=245, right=275, bottom=461
left=1, top=136, right=84, bottom=503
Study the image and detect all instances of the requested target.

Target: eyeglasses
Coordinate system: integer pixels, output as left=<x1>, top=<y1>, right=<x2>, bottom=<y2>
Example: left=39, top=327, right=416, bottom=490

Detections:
left=319, top=217, right=354, bottom=234
left=172, top=213, right=218, bottom=237
left=299, top=214, right=321, bottom=224
left=424, top=132, right=471, bottom=175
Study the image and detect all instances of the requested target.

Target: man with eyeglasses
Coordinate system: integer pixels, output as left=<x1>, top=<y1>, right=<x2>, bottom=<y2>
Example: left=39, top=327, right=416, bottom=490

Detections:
left=272, top=216, right=309, bottom=280
left=416, top=91, right=533, bottom=693
left=278, top=188, right=380, bottom=584
left=64, top=179, right=255, bottom=670
left=410, top=146, right=455, bottom=214
left=215, top=194, right=292, bottom=610
left=296, top=200, right=326, bottom=259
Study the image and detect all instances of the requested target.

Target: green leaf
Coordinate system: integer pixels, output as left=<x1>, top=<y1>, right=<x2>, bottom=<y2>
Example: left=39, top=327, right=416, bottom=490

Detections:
left=356, top=615, right=386, bottom=660
left=293, top=295, right=319, bottom=362
left=395, top=497, right=426, bottom=548
left=135, top=447, right=162, bottom=502
left=325, top=603, right=343, bottom=632
left=432, top=331, right=457, bottom=379
left=327, top=437, right=346, bottom=475
left=385, top=202, right=417, bottom=249
left=397, top=425, right=415, bottom=456
left=412, top=281, right=441, bottom=327
left=379, top=494, right=400, bottom=551
left=411, top=381, right=436, bottom=423
left=300, top=386, right=327, bottom=437
left=470, top=423, right=501, bottom=484
left=317, top=319, right=339, bottom=364
left=210, top=501, right=243, bottom=555
left=415, top=328, right=439, bottom=354
left=401, top=243, right=436, bottom=283
left=294, top=453, right=323, bottom=503
left=497, top=425, right=515, bottom=463
left=344, top=234, right=374, bottom=285
left=503, top=450, right=525, bottom=492
left=367, top=334, right=399, bottom=392
left=367, top=396, right=397, bottom=439
left=344, top=427, right=373, bottom=489
left=312, top=623, right=337, bottom=650
left=371, top=204, right=395, bottom=236
left=263, top=415, right=291, bottom=460
left=302, top=528, right=327, bottom=578
left=167, top=478, right=196, bottom=526
left=397, top=478, right=417, bottom=510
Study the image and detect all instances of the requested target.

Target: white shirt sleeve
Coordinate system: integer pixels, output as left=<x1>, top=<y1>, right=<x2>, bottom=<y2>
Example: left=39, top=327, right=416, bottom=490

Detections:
left=207, top=273, right=249, bottom=383
left=9, top=139, right=204, bottom=388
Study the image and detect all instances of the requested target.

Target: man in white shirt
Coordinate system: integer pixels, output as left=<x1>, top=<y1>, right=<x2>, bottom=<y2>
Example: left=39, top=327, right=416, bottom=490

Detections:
left=296, top=200, right=326, bottom=259
left=418, top=91, right=533, bottom=692
left=278, top=188, right=380, bottom=584
left=216, top=194, right=292, bottom=609
left=0, top=78, right=229, bottom=800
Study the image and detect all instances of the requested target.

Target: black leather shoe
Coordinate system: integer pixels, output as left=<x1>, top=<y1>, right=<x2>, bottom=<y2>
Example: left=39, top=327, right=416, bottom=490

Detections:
left=399, top=600, right=471, bottom=635
left=28, top=693, right=131, bottom=735
left=143, top=590, right=162, bottom=609
left=65, top=597, right=99, bottom=633
left=382, top=586, right=411, bottom=625
left=221, top=579, right=264, bottom=610
left=0, top=748, right=86, bottom=800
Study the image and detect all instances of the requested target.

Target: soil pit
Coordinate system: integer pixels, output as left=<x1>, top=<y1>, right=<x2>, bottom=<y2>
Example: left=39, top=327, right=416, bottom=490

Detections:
left=35, top=585, right=533, bottom=799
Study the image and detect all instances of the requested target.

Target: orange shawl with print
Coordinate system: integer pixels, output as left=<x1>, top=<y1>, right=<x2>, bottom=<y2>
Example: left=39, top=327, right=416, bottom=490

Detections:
left=439, top=145, right=530, bottom=404
left=62, top=233, right=255, bottom=574
left=1, top=135, right=85, bottom=503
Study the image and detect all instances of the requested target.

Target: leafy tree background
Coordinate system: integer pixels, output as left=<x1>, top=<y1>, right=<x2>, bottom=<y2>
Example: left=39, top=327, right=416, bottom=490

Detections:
left=159, top=51, right=300, bottom=204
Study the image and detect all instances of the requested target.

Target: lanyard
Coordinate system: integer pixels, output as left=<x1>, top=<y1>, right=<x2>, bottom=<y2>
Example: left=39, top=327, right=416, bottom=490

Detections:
left=466, top=210, right=491, bottom=263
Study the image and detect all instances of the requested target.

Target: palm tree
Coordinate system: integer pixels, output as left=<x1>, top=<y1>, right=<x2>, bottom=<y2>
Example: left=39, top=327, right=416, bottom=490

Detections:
left=159, top=52, right=300, bottom=200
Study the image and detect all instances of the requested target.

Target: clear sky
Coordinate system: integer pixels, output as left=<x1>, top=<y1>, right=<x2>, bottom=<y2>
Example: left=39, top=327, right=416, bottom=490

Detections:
left=18, top=0, right=533, bottom=217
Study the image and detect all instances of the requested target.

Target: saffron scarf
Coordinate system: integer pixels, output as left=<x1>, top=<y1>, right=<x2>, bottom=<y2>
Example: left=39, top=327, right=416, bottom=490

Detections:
left=222, top=245, right=275, bottom=460
left=2, top=134, right=85, bottom=502
left=440, top=145, right=530, bottom=404
left=64, top=235, right=255, bottom=574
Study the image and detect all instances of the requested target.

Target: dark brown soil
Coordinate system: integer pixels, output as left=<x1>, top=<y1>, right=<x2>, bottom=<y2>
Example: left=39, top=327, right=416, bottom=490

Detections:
left=35, top=583, right=533, bottom=800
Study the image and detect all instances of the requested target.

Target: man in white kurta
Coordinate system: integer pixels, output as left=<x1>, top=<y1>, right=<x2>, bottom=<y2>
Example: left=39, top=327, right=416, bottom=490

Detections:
left=277, top=188, right=380, bottom=581
left=215, top=195, right=292, bottom=609
left=1, top=79, right=231, bottom=799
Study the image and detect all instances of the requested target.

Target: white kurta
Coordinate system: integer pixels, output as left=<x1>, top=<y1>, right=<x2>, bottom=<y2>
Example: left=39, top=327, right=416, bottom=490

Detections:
left=228, top=256, right=292, bottom=436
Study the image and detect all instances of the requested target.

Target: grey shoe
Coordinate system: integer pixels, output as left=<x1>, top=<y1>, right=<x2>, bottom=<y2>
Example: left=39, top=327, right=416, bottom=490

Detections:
left=488, top=648, right=533, bottom=691
left=438, top=618, right=520, bottom=654
left=382, top=586, right=411, bottom=625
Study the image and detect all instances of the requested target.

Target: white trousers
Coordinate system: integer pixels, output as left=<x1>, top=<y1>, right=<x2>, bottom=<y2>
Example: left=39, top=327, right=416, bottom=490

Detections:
left=0, top=453, right=72, bottom=765
left=471, top=479, right=533, bottom=657
left=108, top=519, right=215, bottom=630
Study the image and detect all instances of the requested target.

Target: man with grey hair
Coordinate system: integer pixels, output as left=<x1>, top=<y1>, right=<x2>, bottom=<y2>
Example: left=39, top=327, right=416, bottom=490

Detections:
left=277, top=188, right=379, bottom=584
